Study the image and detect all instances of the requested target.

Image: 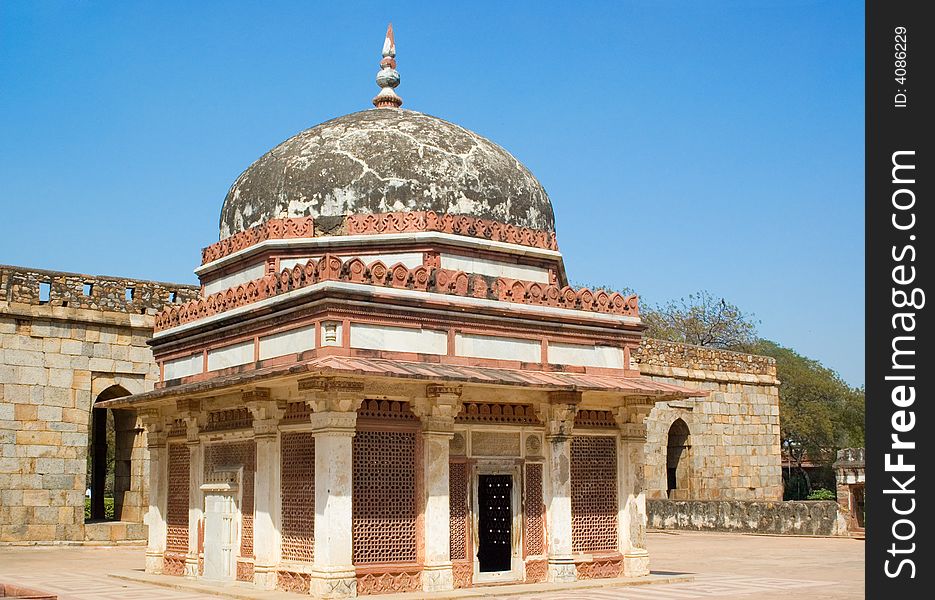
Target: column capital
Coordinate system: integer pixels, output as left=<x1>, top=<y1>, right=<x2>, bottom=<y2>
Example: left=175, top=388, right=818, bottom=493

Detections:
left=309, top=410, right=359, bottom=435
left=613, top=406, right=648, bottom=441
left=139, top=409, right=168, bottom=447
left=175, top=399, right=205, bottom=444
left=412, top=384, right=463, bottom=434
left=245, top=390, right=287, bottom=439
left=539, top=391, right=581, bottom=440
left=298, top=377, right=366, bottom=413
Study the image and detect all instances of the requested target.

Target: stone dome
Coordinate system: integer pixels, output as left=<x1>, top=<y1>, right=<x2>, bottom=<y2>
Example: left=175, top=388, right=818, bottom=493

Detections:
left=219, top=108, right=555, bottom=239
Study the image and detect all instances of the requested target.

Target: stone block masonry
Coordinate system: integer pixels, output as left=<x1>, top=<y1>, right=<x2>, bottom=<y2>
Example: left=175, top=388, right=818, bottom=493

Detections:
left=635, top=338, right=783, bottom=501
left=0, top=265, right=198, bottom=543
left=647, top=499, right=846, bottom=536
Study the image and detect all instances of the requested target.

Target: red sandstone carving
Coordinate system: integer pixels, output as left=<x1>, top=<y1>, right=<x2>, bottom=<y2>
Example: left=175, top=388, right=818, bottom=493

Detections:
left=156, top=255, right=639, bottom=332
left=165, top=444, right=189, bottom=560
left=352, top=430, right=417, bottom=564
left=281, top=432, right=315, bottom=562
left=355, top=570, right=422, bottom=595
left=575, top=557, right=624, bottom=579
left=201, top=217, right=314, bottom=264
left=277, top=570, right=312, bottom=594
left=571, top=436, right=618, bottom=553
left=524, top=559, right=548, bottom=583
left=200, top=211, right=558, bottom=266
left=524, top=463, right=545, bottom=556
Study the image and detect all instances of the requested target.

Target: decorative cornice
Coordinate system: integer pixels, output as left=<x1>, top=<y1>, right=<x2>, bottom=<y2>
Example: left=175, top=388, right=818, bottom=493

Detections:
left=199, top=210, right=558, bottom=266
left=156, top=253, right=637, bottom=332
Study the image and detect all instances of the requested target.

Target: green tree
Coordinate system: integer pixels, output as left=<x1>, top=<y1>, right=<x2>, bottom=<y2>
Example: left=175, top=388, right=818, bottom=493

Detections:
left=642, top=291, right=759, bottom=350
left=752, top=339, right=864, bottom=497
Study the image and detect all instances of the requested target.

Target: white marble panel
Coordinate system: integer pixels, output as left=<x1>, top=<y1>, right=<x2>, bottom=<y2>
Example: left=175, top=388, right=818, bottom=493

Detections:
left=206, top=340, right=254, bottom=372
left=163, top=353, right=202, bottom=381
left=548, top=342, right=625, bottom=368
left=203, top=263, right=267, bottom=296
left=258, top=326, right=315, bottom=360
left=350, top=323, right=447, bottom=355
left=440, top=254, right=550, bottom=283
left=454, top=332, right=540, bottom=362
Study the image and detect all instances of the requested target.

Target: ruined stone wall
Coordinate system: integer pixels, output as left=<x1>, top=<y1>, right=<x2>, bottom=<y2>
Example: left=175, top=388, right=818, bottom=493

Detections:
left=0, top=265, right=198, bottom=543
left=636, top=338, right=783, bottom=501
left=646, top=499, right=845, bottom=536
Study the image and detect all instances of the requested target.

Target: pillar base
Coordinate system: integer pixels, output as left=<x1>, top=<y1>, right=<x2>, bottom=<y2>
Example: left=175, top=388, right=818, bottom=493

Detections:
left=183, top=555, right=199, bottom=578
left=547, top=558, right=577, bottom=583
left=422, top=563, right=454, bottom=592
left=623, top=550, right=650, bottom=577
left=310, top=567, right=357, bottom=598
left=145, top=552, right=164, bottom=574
left=253, top=564, right=278, bottom=590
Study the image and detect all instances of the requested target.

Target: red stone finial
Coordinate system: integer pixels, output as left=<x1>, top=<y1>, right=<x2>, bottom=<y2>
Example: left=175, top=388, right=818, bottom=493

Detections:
left=373, top=23, right=402, bottom=108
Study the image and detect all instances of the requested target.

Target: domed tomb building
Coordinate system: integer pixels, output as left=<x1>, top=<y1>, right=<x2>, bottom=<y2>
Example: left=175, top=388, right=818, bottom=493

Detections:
left=102, top=27, right=705, bottom=597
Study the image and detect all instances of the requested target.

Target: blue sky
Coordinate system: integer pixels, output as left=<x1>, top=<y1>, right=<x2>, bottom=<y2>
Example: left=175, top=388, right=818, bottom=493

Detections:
left=0, top=1, right=864, bottom=386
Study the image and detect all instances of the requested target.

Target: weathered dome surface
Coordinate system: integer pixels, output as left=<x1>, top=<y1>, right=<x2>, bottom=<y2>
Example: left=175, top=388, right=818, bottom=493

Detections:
left=219, top=109, right=555, bottom=239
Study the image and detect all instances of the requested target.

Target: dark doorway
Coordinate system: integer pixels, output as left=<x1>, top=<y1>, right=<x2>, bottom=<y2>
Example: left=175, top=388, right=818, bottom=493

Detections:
left=87, top=385, right=133, bottom=521
left=666, top=419, right=691, bottom=499
left=477, top=474, right=512, bottom=573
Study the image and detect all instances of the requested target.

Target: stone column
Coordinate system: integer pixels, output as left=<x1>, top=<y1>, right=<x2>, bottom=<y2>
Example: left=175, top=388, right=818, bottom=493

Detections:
left=540, top=392, right=580, bottom=583
left=246, top=391, right=286, bottom=590
left=412, top=385, right=463, bottom=593
left=300, top=377, right=365, bottom=599
left=182, top=404, right=205, bottom=579
left=616, top=406, right=650, bottom=577
left=141, top=410, right=168, bottom=574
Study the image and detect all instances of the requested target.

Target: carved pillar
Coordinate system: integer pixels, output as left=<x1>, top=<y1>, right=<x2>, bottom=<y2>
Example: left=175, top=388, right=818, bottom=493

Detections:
left=141, top=410, right=168, bottom=574
left=300, top=377, right=365, bottom=599
left=540, top=392, right=580, bottom=583
left=412, top=385, right=463, bottom=593
left=246, top=390, right=286, bottom=590
left=616, top=406, right=651, bottom=577
left=180, top=401, right=205, bottom=578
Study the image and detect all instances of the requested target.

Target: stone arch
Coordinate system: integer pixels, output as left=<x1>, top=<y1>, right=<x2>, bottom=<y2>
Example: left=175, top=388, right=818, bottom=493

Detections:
left=87, top=384, right=144, bottom=522
left=666, top=418, right=692, bottom=499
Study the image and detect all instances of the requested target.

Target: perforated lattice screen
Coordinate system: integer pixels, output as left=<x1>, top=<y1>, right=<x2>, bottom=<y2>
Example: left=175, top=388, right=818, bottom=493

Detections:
left=449, top=462, right=468, bottom=561
left=166, top=443, right=189, bottom=555
left=281, top=432, right=315, bottom=562
left=352, top=430, right=417, bottom=564
left=205, top=440, right=256, bottom=557
left=570, top=436, right=618, bottom=553
left=524, top=463, right=544, bottom=556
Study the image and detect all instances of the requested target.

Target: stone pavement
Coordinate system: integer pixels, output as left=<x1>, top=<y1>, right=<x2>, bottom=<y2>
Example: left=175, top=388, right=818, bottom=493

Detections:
left=0, top=531, right=864, bottom=600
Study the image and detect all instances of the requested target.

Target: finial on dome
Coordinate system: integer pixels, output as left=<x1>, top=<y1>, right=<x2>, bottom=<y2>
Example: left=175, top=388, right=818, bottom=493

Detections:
left=373, top=23, right=402, bottom=108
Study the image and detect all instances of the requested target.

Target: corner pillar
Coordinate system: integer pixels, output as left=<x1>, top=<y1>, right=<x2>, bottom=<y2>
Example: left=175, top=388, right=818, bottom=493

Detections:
left=246, top=390, right=287, bottom=590
left=412, top=385, right=463, bottom=593
left=300, top=377, right=366, bottom=599
left=616, top=406, right=651, bottom=577
left=540, top=392, right=580, bottom=583
left=180, top=401, right=205, bottom=578
left=141, top=410, right=168, bottom=574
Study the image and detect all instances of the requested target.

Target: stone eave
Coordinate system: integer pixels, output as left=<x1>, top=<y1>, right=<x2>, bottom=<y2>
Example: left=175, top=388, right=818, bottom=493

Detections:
left=98, top=355, right=706, bottom=410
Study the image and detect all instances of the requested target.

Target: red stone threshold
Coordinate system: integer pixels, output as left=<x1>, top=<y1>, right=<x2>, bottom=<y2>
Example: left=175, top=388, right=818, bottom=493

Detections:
left=108, top=571, right=694, bottom=599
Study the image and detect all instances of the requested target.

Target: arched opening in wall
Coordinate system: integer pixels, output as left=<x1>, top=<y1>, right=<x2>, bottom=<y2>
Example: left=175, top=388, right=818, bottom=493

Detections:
left=666, top=419, right=691, bottom=500
left=86, top=385, right=136, bottom=522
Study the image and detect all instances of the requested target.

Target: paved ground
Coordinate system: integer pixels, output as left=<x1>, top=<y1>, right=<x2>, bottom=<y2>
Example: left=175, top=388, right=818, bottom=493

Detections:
left=0, top=531, right=863, bottom=599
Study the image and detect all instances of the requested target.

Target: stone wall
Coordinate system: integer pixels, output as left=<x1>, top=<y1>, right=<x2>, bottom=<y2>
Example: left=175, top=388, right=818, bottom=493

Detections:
left=647, top=499, right=845, bottom=536
left=0, top=265, right=198, bottom=543
left=636, top=338, right=783, bottom=501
